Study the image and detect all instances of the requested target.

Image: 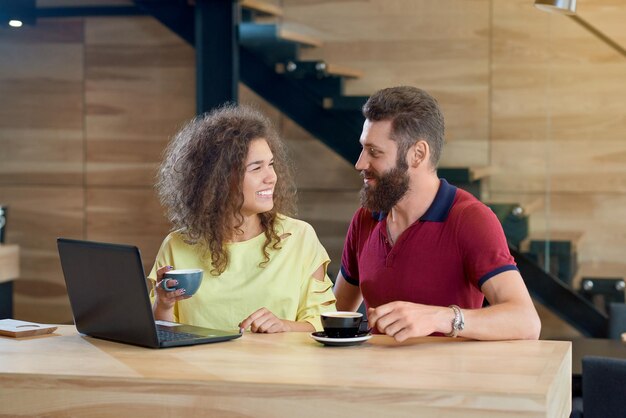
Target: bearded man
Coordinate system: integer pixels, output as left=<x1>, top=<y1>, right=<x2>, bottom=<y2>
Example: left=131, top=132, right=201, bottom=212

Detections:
left=334, top=86, right=541, bottom=342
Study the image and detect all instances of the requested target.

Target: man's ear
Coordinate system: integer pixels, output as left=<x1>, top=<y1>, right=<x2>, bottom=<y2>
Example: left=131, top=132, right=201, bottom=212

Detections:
left=409, top=140, right=429, bottom=168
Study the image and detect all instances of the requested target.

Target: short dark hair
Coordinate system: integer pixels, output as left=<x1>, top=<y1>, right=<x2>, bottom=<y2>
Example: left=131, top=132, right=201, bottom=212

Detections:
left=362, top=86, right=445, bottom=168
left=157, top=104, right=296, bottom=275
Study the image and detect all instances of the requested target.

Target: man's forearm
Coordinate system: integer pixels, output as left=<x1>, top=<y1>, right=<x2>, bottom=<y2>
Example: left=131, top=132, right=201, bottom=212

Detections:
left=458, top=303, right=541, bottom=340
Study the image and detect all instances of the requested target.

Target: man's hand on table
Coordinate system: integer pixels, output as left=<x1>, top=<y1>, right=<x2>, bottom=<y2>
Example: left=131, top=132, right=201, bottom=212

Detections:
left=368, top=302, right=454, bottom=342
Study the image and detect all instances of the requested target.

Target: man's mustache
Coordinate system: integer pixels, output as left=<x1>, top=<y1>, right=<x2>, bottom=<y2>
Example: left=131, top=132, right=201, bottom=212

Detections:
left=360, top=170, right=378, bottom=181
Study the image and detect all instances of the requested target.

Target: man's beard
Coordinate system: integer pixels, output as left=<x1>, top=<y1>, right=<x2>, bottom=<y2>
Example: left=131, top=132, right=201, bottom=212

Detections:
left=359, top=165, right=410, bottom=213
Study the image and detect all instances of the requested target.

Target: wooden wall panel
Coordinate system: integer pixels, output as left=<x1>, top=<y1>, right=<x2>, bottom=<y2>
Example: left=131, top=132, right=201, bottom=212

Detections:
left=239, top=84, right=283, bottom=136
left=0, top=20, right=84, bottom=186
left=279, top=118, right=362, bottom=191
left=84, top=17, right=196, bottom=187
left=86, top=188, right=170, bottom=273
left=0, top=16, right=193, bottom=322
left=490, top=139, right=626, bottom=193
left=491, top=0, right=626, bottom=270
left=284, top=0, right=491, bottom=167
left=298, top=190, right=361, bottom=276
left=0, top=186, right=84, bottom=322
left=0, top=19, right=85, bottom=322
left=576, top=0, right=626, bottom=47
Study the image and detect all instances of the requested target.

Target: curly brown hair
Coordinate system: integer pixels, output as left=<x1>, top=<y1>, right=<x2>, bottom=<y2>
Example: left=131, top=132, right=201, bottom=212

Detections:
left=157, top=104, right=296, bottom=276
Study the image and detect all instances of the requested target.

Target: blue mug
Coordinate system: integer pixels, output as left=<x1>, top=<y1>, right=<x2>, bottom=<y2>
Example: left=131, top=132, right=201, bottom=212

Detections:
left=162, top=269, right=203, bottom=296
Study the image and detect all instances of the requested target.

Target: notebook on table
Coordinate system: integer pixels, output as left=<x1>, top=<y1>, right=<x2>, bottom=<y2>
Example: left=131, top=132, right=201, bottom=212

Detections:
left=57, top=238, right=242, bottom=348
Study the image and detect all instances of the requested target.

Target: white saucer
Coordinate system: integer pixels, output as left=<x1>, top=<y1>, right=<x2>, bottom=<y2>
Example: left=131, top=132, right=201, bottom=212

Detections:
left=310, top=331, right=372, bottom=346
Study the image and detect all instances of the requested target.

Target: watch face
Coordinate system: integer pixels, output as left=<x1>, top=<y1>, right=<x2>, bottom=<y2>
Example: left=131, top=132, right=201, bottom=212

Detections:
left=457, top=318, right=465, bottom=330
left=450, top=305, right=464, bottom=333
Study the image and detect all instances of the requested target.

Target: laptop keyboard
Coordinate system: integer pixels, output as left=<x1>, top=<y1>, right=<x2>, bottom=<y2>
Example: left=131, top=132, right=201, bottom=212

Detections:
left=157, top=328, right=199, bottom=341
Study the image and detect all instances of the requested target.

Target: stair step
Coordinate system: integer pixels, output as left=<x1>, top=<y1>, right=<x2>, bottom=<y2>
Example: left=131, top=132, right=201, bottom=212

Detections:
left=437, top=166, right=493, bottom=200
left=483, top=197, right=544, bottom=248
left=521, top=230, right=585, bottom=285
left=240, top=24, right=322, bottom=63
left=190, top=0, right=283, bottom=17
left=485, top=203, right=529, bottom=248
left=520, top=230, right=585, bottom=254
left=299, top=76, right=345, bottom=98
left=486, top=203, right=522, bottom=221
left=438, top=166, right=493, bottom=183
left=574, top=262, right=625, bottom=317
left=321, top=96, right=368, bottom=110
left=279, top=27, right=323, bottom=48
left=572, top=261, right=626, bottom=289
left=241, top=24, right=322, bottom=48
left=579, top=261, right=626, bottom=280
left=485, top=196, right=544, bottom=216
left=241, top=0, right=283, bottom=17
left=276, top=61, right=363, bottom=79
left=323, top=63, right=363, bottom=79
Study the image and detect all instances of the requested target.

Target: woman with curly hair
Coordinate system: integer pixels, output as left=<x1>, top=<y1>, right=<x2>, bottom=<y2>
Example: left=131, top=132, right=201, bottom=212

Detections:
left=148, top=104, right=336, bottom=333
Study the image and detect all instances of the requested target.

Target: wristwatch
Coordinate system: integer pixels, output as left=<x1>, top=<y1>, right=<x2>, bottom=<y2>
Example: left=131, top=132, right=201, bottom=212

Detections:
left=445, top=305, right=464, bottom=338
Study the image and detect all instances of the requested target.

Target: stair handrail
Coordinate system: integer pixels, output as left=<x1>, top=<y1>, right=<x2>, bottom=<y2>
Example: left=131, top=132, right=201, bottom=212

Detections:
left=510, top=245, right=608, bottom=338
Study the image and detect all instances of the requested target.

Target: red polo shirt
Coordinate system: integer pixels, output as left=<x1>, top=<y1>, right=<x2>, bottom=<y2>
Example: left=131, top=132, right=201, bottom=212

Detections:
left=341, top=179, right=517, bottom=310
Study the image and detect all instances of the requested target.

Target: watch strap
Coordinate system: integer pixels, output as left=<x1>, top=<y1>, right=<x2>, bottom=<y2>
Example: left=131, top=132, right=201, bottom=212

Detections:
left=444, top=304, right=465, bottom=338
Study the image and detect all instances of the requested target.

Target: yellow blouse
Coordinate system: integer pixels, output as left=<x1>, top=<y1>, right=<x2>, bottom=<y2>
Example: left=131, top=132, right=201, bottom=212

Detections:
left=148, top=215, right=336, bottom=331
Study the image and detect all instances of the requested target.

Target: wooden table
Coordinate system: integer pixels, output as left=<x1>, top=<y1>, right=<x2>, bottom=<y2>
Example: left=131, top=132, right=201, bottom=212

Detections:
left=0, top=325, right=572, bottom=418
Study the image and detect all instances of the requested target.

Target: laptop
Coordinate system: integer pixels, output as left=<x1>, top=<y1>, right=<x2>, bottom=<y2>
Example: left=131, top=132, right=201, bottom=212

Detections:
left=57, top=237, right=242, bottom=348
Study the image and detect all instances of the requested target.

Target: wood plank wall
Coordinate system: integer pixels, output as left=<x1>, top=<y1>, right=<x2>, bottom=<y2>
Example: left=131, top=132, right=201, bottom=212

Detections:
left=490, top=0, right=626, bottom=273
left=285, top=0, right=491, bottom=167
left=0, top=1, right=624, bottom=336
left=0, top=20, right=86, bottom=322
left=0, top=17, right=195, bottom=322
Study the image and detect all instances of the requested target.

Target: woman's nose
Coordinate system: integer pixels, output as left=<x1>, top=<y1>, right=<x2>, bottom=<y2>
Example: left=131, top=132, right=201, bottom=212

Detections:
left=265, top=166, right=277, bottom=183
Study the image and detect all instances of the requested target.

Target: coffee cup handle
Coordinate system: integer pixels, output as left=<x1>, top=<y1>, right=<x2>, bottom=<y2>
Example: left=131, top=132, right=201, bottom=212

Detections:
left=161, top=279, right=176, bottom=292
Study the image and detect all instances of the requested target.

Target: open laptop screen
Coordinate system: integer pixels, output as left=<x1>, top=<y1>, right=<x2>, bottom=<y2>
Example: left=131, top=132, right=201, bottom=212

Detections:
left=57, top=238, right=241, bottom=348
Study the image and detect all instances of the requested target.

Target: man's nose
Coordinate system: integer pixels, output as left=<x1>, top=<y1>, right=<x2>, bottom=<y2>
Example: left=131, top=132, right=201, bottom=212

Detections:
left=355, top=151, right=368, bottom=171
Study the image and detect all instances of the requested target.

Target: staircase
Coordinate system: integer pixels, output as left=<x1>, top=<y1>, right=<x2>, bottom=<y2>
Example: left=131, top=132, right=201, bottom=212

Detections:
left=131, top=0, right=369, bottom=161
left=33, top=0, right=622, bottom=338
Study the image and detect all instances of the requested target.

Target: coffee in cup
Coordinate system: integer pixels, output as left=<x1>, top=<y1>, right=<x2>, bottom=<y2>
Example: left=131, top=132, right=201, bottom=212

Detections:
left=162, top=269, right=203, bottom=296
left=321, top=311, right=363, bottom=338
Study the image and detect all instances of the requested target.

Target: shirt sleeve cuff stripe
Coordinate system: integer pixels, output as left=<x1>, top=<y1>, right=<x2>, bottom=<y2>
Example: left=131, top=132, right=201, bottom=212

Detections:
left=340, top=265, right=359, bottom=286
left=478, top=265, right=519, bottom=288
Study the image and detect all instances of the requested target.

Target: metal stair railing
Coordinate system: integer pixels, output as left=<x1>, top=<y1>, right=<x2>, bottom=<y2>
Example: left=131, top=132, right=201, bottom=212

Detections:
left=510, top=246, right=608, bottom=337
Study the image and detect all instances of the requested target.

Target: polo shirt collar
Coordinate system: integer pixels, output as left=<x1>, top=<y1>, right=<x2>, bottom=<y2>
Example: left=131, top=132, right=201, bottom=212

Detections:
left=420, top=178, right=457, bottom=222
left=372, top=178, right=457, bottom=223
